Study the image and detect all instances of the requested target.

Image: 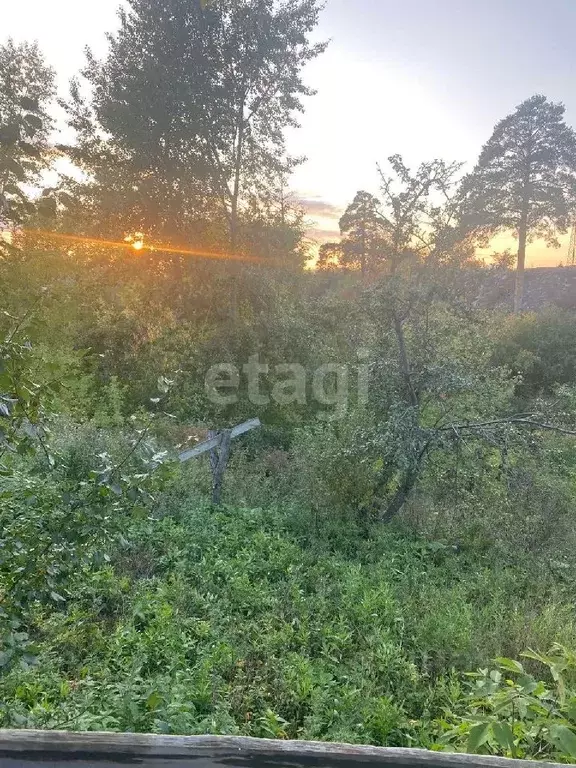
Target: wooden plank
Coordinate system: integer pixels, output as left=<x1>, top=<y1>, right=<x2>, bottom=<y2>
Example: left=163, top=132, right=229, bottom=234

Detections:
left=0, top=730, right=566, bottom=768
left=228, top=417, right=262, bottom=440
left=178, top=418, right=261, bottom=463
left=178, top=433, right=223, bottom=462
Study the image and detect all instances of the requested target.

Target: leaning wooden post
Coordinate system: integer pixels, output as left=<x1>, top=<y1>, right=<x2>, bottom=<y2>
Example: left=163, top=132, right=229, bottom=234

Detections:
left=178, top=418, right=261, bottom=506
left=208, top=429, right=219, bottom=478
left=210, top=429, right=232, bottom=505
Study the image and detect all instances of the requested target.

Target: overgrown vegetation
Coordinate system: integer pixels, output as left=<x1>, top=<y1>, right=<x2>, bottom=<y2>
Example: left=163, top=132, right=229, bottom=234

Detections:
left=2, top=0, right=576, bottom=762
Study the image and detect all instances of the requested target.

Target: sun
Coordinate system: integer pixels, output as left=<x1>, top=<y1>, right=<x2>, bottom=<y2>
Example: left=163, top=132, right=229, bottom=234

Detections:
left=124, top=232, right=145, bottom=251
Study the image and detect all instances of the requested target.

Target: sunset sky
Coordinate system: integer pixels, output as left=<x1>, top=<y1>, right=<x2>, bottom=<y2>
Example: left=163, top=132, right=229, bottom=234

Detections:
left=4, top=0, right=576, bottom=265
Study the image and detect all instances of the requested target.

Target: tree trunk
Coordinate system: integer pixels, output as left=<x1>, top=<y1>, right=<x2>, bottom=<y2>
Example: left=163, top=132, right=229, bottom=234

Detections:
left=374, top=310, right=425, bottom=522
left=361, top=223, right=366, bottom=282
left=229, top=108, right=245, bottom=324
left=393, top=312, right=418, bottom=408
left=230, top=138, right=242, bottom=255
left=379, top=439, right=431, bottom=522
left=380, top=467, right=418, bottom=522
left=514, top=182, right=530, bottom=314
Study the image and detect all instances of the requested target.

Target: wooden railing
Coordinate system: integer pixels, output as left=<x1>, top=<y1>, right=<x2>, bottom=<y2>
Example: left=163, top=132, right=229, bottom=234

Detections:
left=0, top=731, right=565, bottom=768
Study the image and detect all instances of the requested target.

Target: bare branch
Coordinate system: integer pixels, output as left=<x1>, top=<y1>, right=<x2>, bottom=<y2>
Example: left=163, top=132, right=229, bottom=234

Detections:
left=437, top=417, right=576, bottom=437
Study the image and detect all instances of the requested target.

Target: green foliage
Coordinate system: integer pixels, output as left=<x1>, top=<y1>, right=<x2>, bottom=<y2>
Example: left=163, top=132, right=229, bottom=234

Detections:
left=62, top=0, right=325, bottom=262
left=0, top=323, right=177, bottom=672
left=3, top=277, right=576, bottom=756
left=3, top=213, right=576, bottom=761
left=437, top=647, right=576, bottom=762
left=288, top=412, right=379, bottom=525
left=4, top=5, right=576, bottom=760
left=0, top=330, right=55, bottom=470
left=493, top=307, right=576, bottom=397
left=318, top=191, right=389, bottom=276
left=0, top=39, right=55, bottom=229
left=3, top=502, right=576, bottom=751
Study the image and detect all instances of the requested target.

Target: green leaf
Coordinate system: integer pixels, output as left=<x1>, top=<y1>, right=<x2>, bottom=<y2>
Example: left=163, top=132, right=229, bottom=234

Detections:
left=491, top=722, right=515, bottom=755
left=468, top=722, right=491, bottom=752
left=522, top=649, right=558, bottom=668
left=131, top=505, right=148, bottom=520
left=550, top=725, right=576, bottom=758
left=565, top=698, right=576, bottom=723
left=496, top=657, right=524, bottom=673
left=146, top=691, right=162, bottom=711
left=516, top=673, right=538, bottom=693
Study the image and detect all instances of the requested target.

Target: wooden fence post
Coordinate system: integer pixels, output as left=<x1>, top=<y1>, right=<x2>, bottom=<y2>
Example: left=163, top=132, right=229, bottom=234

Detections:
left=178, top=419, right=261, bottom=505
left=210, top=429, right=232, bottom=505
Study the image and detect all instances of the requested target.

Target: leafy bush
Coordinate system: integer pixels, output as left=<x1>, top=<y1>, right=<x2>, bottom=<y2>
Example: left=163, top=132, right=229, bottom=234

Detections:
left=493, top=308, right=576, bottom=397
left=437, top=646, right=576, bottom=762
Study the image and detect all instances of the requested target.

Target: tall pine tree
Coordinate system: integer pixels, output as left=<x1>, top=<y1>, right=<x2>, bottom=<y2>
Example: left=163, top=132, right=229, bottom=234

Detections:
left=339, top=191, right=387, bottom=279
left=462, top=95, right=576, bottom=312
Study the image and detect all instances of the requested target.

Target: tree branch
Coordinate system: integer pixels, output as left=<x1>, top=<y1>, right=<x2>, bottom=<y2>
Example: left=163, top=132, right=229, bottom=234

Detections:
left=437, top=417, right=576, bottom=437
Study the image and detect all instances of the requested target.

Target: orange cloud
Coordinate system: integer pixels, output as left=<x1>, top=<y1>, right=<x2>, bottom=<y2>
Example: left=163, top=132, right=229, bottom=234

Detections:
left=297, top=196, right=343, bottom=247
left=296, top=197, right=344, bottom=219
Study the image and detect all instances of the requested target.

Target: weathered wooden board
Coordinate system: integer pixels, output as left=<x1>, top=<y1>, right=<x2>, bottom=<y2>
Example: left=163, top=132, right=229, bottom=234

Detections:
left=178, top=418, right=261, bottom=462
left=0, top=731, right=566, bottom=768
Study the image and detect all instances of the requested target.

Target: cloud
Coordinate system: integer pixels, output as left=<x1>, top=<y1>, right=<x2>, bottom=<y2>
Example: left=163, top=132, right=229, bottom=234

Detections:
left=295, top=196, right=342, bottom=245
left=306, top=227, right=340, bottom=244
left=296, top=197, right=343, bottom=220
